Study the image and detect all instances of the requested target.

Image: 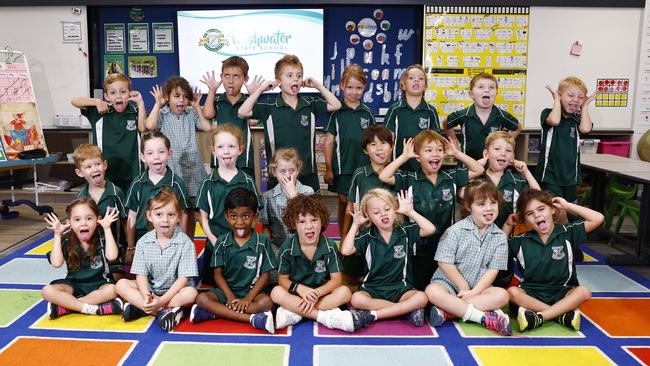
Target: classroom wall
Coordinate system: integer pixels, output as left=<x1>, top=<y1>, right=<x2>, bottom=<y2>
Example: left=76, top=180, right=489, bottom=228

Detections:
left=0, top=6, right=90, bottom=127
left=525, top=6, right=643, bottom=130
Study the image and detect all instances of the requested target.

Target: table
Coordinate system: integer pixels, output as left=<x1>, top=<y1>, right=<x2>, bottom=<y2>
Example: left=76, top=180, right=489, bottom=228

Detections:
left=0, top=156, right=58, bottom=219
left=581, top=153, right=650, bottom=265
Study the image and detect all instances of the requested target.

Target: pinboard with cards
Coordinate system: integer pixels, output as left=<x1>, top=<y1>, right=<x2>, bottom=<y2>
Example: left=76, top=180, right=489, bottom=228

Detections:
left=422, top=6, right=529, bottom=122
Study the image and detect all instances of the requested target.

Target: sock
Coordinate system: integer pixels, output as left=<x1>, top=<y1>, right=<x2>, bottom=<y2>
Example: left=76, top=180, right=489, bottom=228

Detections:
left=81, top=303, right=98, bottom=315
left=370, top=310, right=378, bottom=320
left=462, top=304, right=484, bottom=323
left=316, top=310, right=328, bottom=324
left=249, top=314, right=255, bottom=324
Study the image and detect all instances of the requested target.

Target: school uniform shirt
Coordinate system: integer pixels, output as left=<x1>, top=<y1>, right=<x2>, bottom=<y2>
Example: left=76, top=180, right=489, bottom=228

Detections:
left=196, top=169, right=260, bottom=249
left=81, top=104, right=141, bottom=183
left=346, top=164, right=394, bottom=204
left=76, top=179, right=127, bottom=245
left=259, top=181, right=314, bottom=247
left=157, top=105, right=207, bottom=197
left=481, top=169, right=529, bottom=228
left=325, top=101, right=375, bottom=176
left=211, top=232, right=278, bottom=298
left=384, top=98, right=440, bottom=171
left=510, top=221, right=586, bottom=295
left=355, top=222, right=420, bottom=291
left=431, top=216, right=508, bottom=290
left=252, top=94, right=329, bottom=177
left=48, top=232, right=114, bottom=285
left=125, top=168, right=190, bottom=238
left=212, top=93, right=254, bottom=171
left=277, top=234, right=342, bottom=288
left=131, top=227, right=198, bottom=293
left=534, top=108, right=581, bottom=186
left=394, top=167, right=469, bottom=257
left=446, top=105, right=520, bottom=160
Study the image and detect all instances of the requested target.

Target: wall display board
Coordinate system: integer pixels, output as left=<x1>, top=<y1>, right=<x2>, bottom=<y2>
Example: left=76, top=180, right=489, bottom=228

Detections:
left=423, top=6, right=529, bottom=121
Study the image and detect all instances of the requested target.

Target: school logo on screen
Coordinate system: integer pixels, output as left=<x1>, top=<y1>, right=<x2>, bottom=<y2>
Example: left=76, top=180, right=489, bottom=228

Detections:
left=199, top=29, right=228, bottom=52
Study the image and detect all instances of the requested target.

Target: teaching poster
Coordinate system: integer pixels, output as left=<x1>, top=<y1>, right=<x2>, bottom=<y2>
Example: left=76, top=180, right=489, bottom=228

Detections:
left=423, top=6, right=529, bottom=121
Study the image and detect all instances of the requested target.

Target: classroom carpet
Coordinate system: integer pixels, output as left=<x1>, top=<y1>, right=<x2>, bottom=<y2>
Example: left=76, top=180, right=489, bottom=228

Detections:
left=1, top=223, right=650, bottom=366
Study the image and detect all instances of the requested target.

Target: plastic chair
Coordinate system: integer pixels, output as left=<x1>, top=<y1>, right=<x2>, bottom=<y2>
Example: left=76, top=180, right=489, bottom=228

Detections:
left=603, top=179, right=637, bottom=232
left=608, top=199, right=640, bottom=246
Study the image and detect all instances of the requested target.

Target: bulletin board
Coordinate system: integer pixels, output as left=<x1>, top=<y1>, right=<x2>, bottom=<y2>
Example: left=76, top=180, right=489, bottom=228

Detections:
left=324, top=6, right=420, bottom=114
left=423, top=6, right=529, bottom=121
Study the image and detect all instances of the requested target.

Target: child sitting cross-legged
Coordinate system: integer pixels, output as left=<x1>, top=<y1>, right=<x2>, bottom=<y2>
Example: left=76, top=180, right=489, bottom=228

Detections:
left=341, top=188, right=433, bottom=328
left=190, top=188, right=277, bottom=334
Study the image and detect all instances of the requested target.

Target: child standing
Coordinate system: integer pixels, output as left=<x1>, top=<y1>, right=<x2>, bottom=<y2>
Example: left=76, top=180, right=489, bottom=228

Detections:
left=197, top=124, right=260, bottom=286
left=201, top=56, right=263, bottom=178
left=125, top=131, right=190, bottom=262
left=425, top=180, right=512, bottom=336
left=42, top=199, right=122, bottom=319
left=238, top=54, right=341, bottom=193
left=71, top=73, right=147, bottom=193
left=270, top=195, right=355, bottom=332
left=343, top=125, right=394, bottom=281
left=146, top=76, right=212, bottom=240
left=505, top=189, right=602, bottom=332
left=384, top=64, right=440, bottom=172
left=379, top=131, right=484, bottom=291
left=73, top=144, right=128, bottom=268
left=190, top=188, right=277, bottom=334
left=535, top=77, right=595, bottom=204
left=341, top=188, right=433, bottom=328
left=116, top=187, right=198, bottom=331
left=323, top=64, right=375, bottom=237
left=443, top=72, right=521, bottom=161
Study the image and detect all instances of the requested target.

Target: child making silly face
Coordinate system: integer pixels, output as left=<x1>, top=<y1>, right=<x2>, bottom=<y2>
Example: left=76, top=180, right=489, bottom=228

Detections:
left=212, top=128, right=242, bottom=172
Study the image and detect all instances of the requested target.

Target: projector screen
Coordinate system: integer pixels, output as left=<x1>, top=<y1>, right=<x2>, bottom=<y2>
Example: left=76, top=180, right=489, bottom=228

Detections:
left=178, top=9, right=324, bottom=93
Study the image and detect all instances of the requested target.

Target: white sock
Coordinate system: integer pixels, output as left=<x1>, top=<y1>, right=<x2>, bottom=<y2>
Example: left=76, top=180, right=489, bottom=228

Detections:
left=316, top=310, right=328, bottom=324
left=81, top=303, right=98, bottom=315
left=462, top=304, right=484, bottom=323
left=249, top=314, right=255, bottom=324
left=370, top=310, right=378, bottom=320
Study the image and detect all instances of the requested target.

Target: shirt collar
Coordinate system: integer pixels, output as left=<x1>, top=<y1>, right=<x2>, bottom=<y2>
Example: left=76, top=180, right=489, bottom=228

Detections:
left=160, top=105, right=188, bottom=116
left=289, top=234, right=329, bottom=258
left=367, top=224, right=408, bottom=241
left=362, top=163, right=377, bottom=177
left=398, top=97, right=428, bottom=111
left=457, top=215, right=502, bottom=235
left=216, top=93, right=247, bottom=105
left=106, top=103, right=137, bottom=115
left=220, top=232, right=259, bottom=252
left=268, top=180, right=307, bottom=197
left=140, top=226, right=184, bottom=245
left=412, top=168, right=453, bottom=182
left=208, top=168, right=245, bottom=183
left=275, top=94, right=309, bottom=110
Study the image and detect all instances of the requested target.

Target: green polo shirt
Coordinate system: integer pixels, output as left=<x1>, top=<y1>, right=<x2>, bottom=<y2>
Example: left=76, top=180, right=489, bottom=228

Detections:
left=81, top=104, right=141, bottom=182
left=252, top=94, right=329, bottom=176
left=211, top=232, right=277, bottom=298
left=125, top=168, right=190, bottom=239
left=534, top=108, right=581, bottom=186
left=510, top=221, right=586, bottom=295
left=482, top=168, right=529, bottom=228
left=48, top=232, right=114, bottom=285
left=446, top=105, right=520, bottom=160
left=346, top=164, right=394, bottom=203
left=212, top=93, right=254, bottom=170
left=355, top=222, right=420, bottom=290
left=76, top=179, right=127, bottom=245
left=277, top=234, right=342, bottom=288
left=325, top=101, right=375, bottom=175
left=196, top=169, right=260, bottom=249
left=394, top=167, right=468, bottom=257
left=384, top=98, right=440, bottom=171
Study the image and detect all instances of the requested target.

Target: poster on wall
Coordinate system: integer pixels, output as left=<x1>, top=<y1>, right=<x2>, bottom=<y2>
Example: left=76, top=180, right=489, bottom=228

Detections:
left=325, top=6, right=420, bottom=114
left=104, top=23, right=125, bottom=53
left=128, top=23, right=149, bottom=53
left=423, top=6, right=529, bottom=122
left=128, top=56, right=157, bottom=78
left=153, top=23, right=174, bottom=53
left=104, top=54, right=125, bottom=77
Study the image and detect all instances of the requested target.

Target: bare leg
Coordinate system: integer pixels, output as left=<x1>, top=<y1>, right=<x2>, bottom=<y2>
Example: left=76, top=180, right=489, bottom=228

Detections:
left=196, top=292, right=273, bottom=322
left=270, top=285, right=351, bottom=320
left=352, top=290, right=427, bottom=320
left=41, top=284, right=82, bottom=311
left=166, top=286, right=198, bottom=308
left=78, top=284, right=119, bottom=305
left=508, top=286, right=591, bottom=320
left=115, top=279, right=147, bottom=310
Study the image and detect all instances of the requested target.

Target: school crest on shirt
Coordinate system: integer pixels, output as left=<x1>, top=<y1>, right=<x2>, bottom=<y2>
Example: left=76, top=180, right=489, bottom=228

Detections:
left=314, top=260, right=327, bottom=273
left=300, top=114, right=309, bottom=127
left=126, top=120, right=137, bottom=131
left=552, top=246, right=566, bottom=260
left=503, top=190, right=513, bottom=203
left=360, top=117, right=370, bottom=129
left=490, top=126, right=499, bottom=133
left=442, top=188, right=453, bottom=202
left=244, top=255, right=257, bottom=269
left=90, top=256, right=103, bottom=270
left=570, top=126, right=576, bottom=139
left=393, top=245, right=406, bottom=259
left=418, top=117, right=429, bottom=129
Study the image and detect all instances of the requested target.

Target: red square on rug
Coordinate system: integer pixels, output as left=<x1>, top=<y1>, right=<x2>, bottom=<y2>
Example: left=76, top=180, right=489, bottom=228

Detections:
left=626, top=347, right=650, bottom=365
left=173, top=318, right=289, bottom=335
left=316, top=319, right=436, bottom=337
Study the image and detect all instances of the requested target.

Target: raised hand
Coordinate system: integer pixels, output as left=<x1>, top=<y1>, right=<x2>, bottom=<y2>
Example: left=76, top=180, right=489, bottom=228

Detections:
left=244, top=75, right=266, bottom=95
left=445, top=137, right=460, bottom=156
left=261, top=80, right=279, bottom=93
left=349, top=203, right=369, bottom=227
left=551, top=196, right=568, bottom=209
left=278, top=174, right=298, bottom=198
left=512, top=159, right=529, bottom=174
left=401, top=138, right=419, bottom=159
left=545, top=84, right=559, bottom=100
left=200, top=71, right=221, bottom=92
left=302, top=77, right=318, bottom=88
left=98, top=206, right=119, bottom=229
left=150, top=85, right=166, bottom=107
left=191, top=87, right=203, bottom=109
left=128, top=91, right=144, bottom=105
left=96, top=99, right=111, bottom=114
left=583, top=92, right=596, bottom=107
left=396, top=187, right=414, bottom=215
left=45, top=212, right=69, bottom=235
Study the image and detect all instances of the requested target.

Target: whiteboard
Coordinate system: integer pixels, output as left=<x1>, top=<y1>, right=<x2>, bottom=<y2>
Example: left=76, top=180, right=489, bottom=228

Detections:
left=0, top=6, right=89, bottom=127
left=525, top=7, right=642, bottom=130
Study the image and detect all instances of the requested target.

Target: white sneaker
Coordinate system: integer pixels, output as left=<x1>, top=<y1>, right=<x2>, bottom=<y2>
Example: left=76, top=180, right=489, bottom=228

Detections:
left=275, top=306, right=302, bottom=329
left=323, top=308, right=354, bottom=333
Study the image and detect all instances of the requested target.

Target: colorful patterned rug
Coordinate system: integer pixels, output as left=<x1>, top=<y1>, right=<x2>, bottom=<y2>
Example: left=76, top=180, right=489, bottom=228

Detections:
left=1, top=225, right=650, bottom=366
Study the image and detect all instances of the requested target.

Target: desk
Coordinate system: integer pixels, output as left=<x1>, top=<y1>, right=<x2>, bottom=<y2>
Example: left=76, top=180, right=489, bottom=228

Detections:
left=581, top=154, right=650, bottom=265
left=0, top=156, right=58, bottom=219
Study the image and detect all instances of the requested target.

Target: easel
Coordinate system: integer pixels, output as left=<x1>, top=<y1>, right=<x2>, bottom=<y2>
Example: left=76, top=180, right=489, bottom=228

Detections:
left=0, top=46, right=54, bottom=219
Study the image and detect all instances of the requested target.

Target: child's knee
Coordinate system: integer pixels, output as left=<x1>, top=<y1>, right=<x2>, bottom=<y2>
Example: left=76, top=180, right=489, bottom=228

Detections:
left=182, top=286, right=198, bottom=301
left=506, top=286, right=521, bottom=302
left=413, top=291, right=429, bottom=307
left=424, top=283, right=445, bottom=302
left=115, top=278, right=131, bottom=293
left=575, top=286, right=591, bottom=302
left=333, top=285, right=352, bottom=302
left=256, top=294, right=274, bottom=311
left=270, top=285, right=287, bottom=303
left=350, top=291, right=368, bottom=307
left=41, top=285, right=54, bottom=299
left=493, top=287, right=510, bottom=305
